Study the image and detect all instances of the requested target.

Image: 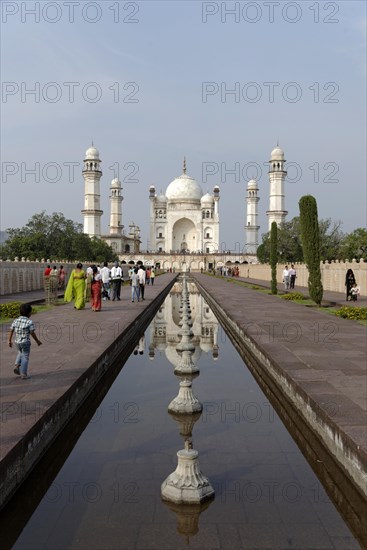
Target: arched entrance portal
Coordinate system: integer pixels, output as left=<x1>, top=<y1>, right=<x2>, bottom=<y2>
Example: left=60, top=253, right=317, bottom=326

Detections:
left=172, top=218, right=196, bottom=252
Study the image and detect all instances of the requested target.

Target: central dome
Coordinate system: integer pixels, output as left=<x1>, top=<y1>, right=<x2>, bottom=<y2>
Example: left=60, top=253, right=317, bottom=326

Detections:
left=166, top=174, right=203, bottom=202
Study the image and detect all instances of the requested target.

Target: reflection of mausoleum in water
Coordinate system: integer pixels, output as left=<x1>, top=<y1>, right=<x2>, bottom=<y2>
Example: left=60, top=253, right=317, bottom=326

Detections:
left=148, top=280, right=219, bottom=363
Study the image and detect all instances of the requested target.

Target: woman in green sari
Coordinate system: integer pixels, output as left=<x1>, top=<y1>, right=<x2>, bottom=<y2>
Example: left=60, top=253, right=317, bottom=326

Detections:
left=64, top=263, right=86, bottom=309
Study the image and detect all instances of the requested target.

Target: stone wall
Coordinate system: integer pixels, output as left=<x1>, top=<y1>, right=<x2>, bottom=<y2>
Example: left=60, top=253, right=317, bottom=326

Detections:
left=238, top=260, right=367, bottom=297
left=0, top=260, right=74, bottom=296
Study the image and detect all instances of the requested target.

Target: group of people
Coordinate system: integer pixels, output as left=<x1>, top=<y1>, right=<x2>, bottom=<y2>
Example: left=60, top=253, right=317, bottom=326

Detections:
left=43, top=264, right=66, bottom=304
left=282, top=265, right=297, bottom=290
left=43, top=265, right=66, bottom=289
left=63, top=262, right=156, bottom=311
left=345, top=269, right=360, bottom=302
left=212, top=266, right=240, bottom=277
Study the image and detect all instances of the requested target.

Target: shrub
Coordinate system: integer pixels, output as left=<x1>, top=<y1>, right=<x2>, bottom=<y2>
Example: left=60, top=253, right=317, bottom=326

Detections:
left=270, top=222, right=278, bottom=295
left=299, top=195, right=323, bottom=305
left=0, top=302, right=21, bottom=319
left=334, top=306, right=367, bottom=321
left=281, top=292, right=305, bottom=301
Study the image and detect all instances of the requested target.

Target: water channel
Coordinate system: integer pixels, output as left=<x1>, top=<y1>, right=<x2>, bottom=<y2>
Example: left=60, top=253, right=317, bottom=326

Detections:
left=1, top=278, right=360, bottom=549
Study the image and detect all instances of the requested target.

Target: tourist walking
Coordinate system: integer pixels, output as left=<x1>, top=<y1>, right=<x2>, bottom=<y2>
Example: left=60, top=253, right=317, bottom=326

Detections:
left=58, top=265, right=66, bottom=289
left=100, top=261, right=111, bottom=300
left=345, top=269, right=356, bottom=301
left=131, top=267, right=140, bottom=302
left=137, top=265, right=146, bottom=300
left=90, top=265, right=102, bottom=311
left=8, top=303, right=42, bottom=379
left=283, top=265, right=290, bottom=290
left=64, top=263, right=86, bottom=309
left=289, top=265, right=297, bottom=289
left=49, top=266, right=58, bottom=304
left=43, top=264, right=52, bottom=302
left=150, top=268, right=155, bottom=285
left=110, top=261, right=123, bottom=301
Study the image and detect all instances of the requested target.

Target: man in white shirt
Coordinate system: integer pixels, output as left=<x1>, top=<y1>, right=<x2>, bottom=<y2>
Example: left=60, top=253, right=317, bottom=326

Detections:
left=110, top=261, right=122, bottom=301
left=100, top=262, right=111, bottom=300
left=289, top=265, right=297, bottom=289
left=137, top=265, right=146, bottom=300
left=283, top=265, right=290, bottom=290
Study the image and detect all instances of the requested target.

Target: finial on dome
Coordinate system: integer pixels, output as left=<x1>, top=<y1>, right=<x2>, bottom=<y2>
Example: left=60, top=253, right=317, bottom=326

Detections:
left=276, top=139, right=279, bottom=147
left=183, top=157, right=187, bottom=175
left=92, top=139, right=94, bottom=146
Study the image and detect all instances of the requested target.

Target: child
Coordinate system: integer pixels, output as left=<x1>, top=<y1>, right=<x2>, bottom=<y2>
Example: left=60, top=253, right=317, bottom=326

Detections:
left=8, top=303, right=42, bottom=379
left=350, top=283, right=360, bottom=302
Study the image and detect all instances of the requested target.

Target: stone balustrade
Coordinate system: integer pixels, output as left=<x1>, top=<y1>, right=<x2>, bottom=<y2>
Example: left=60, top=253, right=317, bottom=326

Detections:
left=0, top=260, right=75, bottom=296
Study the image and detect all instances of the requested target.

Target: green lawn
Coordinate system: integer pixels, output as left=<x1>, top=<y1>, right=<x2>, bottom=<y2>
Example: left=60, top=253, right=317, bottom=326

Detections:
left=0, top=299, right=66, bottom=324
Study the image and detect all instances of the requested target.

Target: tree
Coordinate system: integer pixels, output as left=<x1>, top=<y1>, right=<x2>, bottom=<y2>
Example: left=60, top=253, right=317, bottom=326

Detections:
left=339, top=228, right=367, bottom=261
left=318, top=219, right=344, bottom=261
left=1, top=212, right=116, bottom=262
left=256, top=216, right=345, bottom=263
left=256, top=238, right=270, bottom=264
left=299, top=195, right=323, bottom=305
left=270, top=222, right=278, bottom=294
left=257, top=218, right=303, bottom=263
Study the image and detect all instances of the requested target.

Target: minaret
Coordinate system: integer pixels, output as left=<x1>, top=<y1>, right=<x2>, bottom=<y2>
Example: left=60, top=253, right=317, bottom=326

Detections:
left=82, top=144, right=103, bottom=237
left=109, top=178, right=123, bottom=235
left=266, top=145, right=288, bottom=230
left=245, top=179, right=260, bottom=254
left=149, top=184, right=156, bottom=251
left=213, top=185, right=220, bottom=253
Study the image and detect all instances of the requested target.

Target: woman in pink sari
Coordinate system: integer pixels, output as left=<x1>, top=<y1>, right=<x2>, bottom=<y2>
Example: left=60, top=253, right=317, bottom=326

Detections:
left=90, top=265, right=102, bottom=311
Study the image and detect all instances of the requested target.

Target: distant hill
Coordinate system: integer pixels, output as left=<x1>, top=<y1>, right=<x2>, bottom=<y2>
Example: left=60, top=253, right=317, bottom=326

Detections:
left=0, top=231, right=9, bottom=244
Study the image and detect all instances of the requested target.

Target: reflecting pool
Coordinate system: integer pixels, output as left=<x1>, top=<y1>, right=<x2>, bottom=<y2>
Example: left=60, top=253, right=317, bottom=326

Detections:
left=3, top=278, right=360, bottom=549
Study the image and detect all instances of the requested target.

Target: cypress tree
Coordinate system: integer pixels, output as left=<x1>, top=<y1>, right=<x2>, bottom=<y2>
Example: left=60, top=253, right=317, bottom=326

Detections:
left=299, top=195, right=323, bottom=305
left=270, top=221, right=278, bottom=294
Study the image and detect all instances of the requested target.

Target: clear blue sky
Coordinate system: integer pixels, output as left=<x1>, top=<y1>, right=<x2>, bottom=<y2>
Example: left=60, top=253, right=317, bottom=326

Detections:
left=1, top=1, right=366, bottom=250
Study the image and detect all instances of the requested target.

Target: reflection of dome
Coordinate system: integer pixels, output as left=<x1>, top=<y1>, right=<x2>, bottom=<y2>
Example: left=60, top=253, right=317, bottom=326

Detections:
left=270, top=146, right=284, bottom=160
left=85, top=145, right=100, bottom=160
left=200, top=341, right=212, bottom=353
left=166, top=174, right=203, bottom=202
left=111, top=178, right=121, bottom=188
left=200, top=193, right=214, bottom=205
left=165, top=344, right=201, bottom=369
left=162, top=500, right=213, bottom=541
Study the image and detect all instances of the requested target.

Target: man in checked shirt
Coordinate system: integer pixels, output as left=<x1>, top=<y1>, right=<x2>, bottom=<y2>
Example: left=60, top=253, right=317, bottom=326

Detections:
left=8, top=303, right=42, bottom=380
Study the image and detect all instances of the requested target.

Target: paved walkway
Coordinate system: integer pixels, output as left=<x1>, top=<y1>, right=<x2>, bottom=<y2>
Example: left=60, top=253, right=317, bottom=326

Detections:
left=229, top=276, right=367, bottom=308
left=0, top=275, right=176, bottom=463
